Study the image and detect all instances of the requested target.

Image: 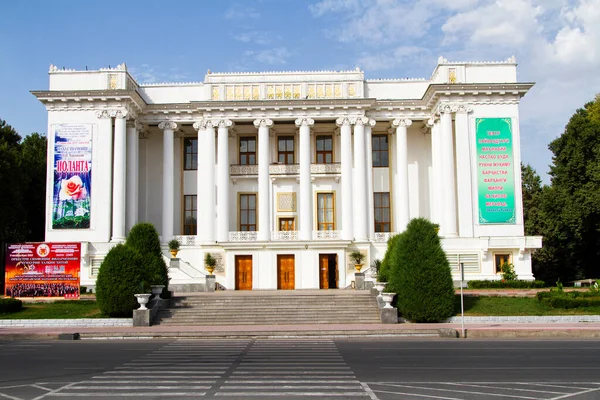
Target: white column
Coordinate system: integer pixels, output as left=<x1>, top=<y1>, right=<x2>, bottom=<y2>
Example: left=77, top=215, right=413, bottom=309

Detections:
left=95, top=110, right=113, bottom=242
left=254, top=118, right=273, bottom=241
left=365, top=121, right=375, bottom=240
left=126, top=121, right=140, bottom=233
left=193, top=120, right=216, bottom=243
left=455, top=105, right=474, bottom=237
left=392, top=118, right=412, bottom=232
left=439, top=104, right=458, bottom=237
left=111, top=110, right=127, bottom=242
left=429, top=119, right=441, bottom=228
left=216, top=120, right=233, bottom=242
left=353, top=117, right=368, bottom=241
left=159, top=121, right=177, bottom=242
left=336, top=117, right=354, bottom=241
left=295, top=117, right=314, bottom=241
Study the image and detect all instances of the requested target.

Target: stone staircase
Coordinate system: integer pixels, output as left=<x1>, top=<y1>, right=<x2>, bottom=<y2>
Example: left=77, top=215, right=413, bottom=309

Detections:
left=154, top=290, right=381, bottom=325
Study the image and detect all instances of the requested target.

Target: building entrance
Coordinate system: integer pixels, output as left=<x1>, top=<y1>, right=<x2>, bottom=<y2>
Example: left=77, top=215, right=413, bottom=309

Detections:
left=318, top=254, right=338, bottom=289
left=235, top=255, right=253, bottom=290
left=277, top=254, right=295, bottom=290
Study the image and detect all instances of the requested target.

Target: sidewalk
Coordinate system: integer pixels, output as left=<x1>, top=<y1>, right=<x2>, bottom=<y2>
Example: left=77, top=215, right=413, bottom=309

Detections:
left=1, top=321, right=600, bottom=340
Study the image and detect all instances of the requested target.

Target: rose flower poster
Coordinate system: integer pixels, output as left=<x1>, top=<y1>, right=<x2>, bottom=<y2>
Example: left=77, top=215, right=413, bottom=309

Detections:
left=52, top=124, right=92, bottom=229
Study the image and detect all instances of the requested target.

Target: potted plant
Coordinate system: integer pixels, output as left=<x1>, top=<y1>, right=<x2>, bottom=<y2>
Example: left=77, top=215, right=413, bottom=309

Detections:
left=204, top=252, right=217, bottom=274
left=134, top=281, right=152, bottom=310
left=168, top=239, right=180, bottom=258
left=350, top=250, right=365, bottom=272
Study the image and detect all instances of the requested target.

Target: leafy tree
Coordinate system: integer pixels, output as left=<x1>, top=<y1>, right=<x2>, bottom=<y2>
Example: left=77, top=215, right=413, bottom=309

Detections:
left=534, top=96, right=600, bottom=282
left=20, top=133, right=47, bottom=241
left=521, top=163, right=544, bottom=237
left=0, top=119, right=26, bottom=243
left=389, top=218, right=455, bottom=322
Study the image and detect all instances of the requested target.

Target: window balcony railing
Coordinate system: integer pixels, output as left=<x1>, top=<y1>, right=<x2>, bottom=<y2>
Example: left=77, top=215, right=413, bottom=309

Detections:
left=230, top=163, right=342, bottom=177
left=230, top=164, right=258, bottom=176
left=313, top=230, right=341, bottom=240
left=172, top=235, right=199, bottom=246
left=271, top=231, right=299, bottom=241
left=310, top=163, right=341, bottom=174
left=269, top=163, right=299, bottom=175
left=374, top=232, right=395, bottom=243
left=229, top=231, right=258, bottom=242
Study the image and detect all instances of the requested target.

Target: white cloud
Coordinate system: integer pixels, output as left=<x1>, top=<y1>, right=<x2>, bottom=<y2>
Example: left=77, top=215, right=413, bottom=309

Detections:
left=224, top=5, right=261, bottom=20
left=234, top=31, right=279, bottom=45
left=245, top=47, right=291, bottom=65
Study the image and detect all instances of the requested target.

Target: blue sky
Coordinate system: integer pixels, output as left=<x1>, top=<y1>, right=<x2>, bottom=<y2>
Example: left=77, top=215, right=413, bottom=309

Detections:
left=2, top=0, right=599, bottom=183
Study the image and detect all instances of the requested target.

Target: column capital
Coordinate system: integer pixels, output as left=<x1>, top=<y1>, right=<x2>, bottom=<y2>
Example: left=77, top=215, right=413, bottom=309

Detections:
left=253, top=118, right=273, bottom=128
left=295, top=117, right=314, bottom=127
left=335, top=117, right=351, bottom=127
left=455, top=104, right=474, bottom=114
left=392, top=119, right=413, bottom=128
left=95, top=110, right=111, bottom=119
left=351, top=116, right=372, bottom=126
left=158, top=121, right=178, bottom=131
left=113, top=110, right=128, bottom=119
left=133, top=120, right=146, bottom=132
left=436, top=103, right=454, bottom=116
left=193, top=119, right=210, bottom=131
left=213, top=119, right=235, bottom=129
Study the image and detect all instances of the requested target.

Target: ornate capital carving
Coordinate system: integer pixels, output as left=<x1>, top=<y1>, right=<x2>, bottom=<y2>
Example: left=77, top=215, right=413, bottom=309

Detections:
left=456, top=104, right=474, bottom=114
left=95, top=110, right=110, bottom=119
left=351, top=116, right=369, bottom=126
left=392, top=119, right=413, bottom=128
left=367, top=118, right=376, bottom=127
left=253, top=118, right=274, bottom=128
left=139, top=130, right=150, bottom=140
left=335, top=117, right=351, bottom=127
left=193, top=119, right=207, bottom=131
left=436, top=103, right=453, bottom=115
left=295, top=118, right=314, bottom=127
left=213, top=119, right=234, bottom=129
left=114, top=110, right=128, bottom=119
left=133, top=120, right=146, bottom=132
left=388, top=127, right=395, bottom=135
left=158, top=121, right=178, bottom=131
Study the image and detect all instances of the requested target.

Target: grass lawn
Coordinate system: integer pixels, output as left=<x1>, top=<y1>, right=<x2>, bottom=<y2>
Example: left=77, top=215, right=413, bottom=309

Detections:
left=455, top=296, right=600, bottom=316
left=0, top=300, right=104, bottom=319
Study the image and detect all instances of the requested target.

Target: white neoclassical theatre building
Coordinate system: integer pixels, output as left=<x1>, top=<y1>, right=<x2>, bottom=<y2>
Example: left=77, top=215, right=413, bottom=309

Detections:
left=33, top=56, right=542, bottom=291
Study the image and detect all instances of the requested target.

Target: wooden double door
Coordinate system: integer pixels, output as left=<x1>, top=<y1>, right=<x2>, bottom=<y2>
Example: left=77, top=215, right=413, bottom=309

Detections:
left=319, top=254, right=338, bottom=289
left=277, top=255, right=295, bottom=290
left=235, top=255, right=253, bottom=290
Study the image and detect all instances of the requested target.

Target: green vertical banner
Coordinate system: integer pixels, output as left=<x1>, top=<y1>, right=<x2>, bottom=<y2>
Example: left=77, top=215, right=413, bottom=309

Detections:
left=476, top=118, right=516, bottom=224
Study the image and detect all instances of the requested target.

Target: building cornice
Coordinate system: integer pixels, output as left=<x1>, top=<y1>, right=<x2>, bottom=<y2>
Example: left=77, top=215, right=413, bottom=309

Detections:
left=30, top=89, right=146, bottom=115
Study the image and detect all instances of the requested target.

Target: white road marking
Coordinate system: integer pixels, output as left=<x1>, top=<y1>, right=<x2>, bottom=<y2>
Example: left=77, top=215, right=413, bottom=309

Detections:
left=372, top=389, right=463, bottom=400
left=370, top=383, right=541, bottom=399
left=549, top=387, right=600, bottom=400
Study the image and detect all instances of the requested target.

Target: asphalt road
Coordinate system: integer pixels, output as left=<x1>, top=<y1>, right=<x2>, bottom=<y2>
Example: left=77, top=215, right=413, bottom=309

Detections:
left=0, top=338, right=599, bottom=399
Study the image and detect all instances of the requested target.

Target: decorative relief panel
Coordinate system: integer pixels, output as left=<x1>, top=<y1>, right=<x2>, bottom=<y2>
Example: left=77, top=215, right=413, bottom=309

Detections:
left=214, top=82, right=358, bottom=101
left=108, top=74, right=118, bottom=90
left=269, top=164, right=300, bottom=175
left=212, top=86, right=220, bottom=100
left=348, top=83, right=356, bottom=97
left=277, top=192, right=297, bottom=212
left=310, top=163, right=341, bottom=174
left=230, top=165, right=259, bottom=175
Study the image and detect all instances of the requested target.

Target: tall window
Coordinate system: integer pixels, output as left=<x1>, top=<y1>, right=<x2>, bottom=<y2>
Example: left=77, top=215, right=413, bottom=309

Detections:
left=317, top=192, right=335, bottom=230
left=374, top=192, right=391, bottom=232
left=184, top=195, right=197, bottom=235
left=239, top=137, right=256, bottom=165
left=184, top=138, right=198, bottom=170
left=372, top=134, right=389, bottom=167
left=316, top=135, right=333, bottom=164
left=239, top=194, right=257, bottom=231
left=495, top=253, right=511, bottom=274
left=278, top=136, right=294, bottom=164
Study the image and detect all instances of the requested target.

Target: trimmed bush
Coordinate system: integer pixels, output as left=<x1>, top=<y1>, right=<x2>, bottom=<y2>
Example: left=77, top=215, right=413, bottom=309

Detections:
left=95, top=244, right=148, bottom=317
left=468, top=280, right=547, bottom=289
left=0, top=298, right=23, bottom=313
left=536, top=290, right=600, bottom=309
left=126, top=222, right=162, bottom=257
left=390, top=218, right=455, bottom=322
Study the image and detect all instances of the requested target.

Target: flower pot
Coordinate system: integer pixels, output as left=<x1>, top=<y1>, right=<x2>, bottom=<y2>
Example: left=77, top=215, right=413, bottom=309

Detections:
left=170, top=249, right=178, bottom=258
left=354, top=263, right=363, bottom=272
left=150, top=285, right=165, bottom=299
left=134, top=294, right=151, bottom=310
left=382, top=292, right=396, bottom=309
left=206, top=265, right=215, bottom=274
left=374, top=282, right=386, bottom=297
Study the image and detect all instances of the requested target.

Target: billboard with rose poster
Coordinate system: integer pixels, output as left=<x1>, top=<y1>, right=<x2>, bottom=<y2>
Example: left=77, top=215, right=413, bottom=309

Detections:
left=4, top=243, right=80, bottom=298
left=52, top=124, right=92, bottom=229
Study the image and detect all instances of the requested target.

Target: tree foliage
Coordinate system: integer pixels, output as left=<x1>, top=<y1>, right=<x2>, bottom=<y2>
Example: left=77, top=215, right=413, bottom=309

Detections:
left=389, top=218, right=455, bottom=323
left=125, top=222, right=169, bottom=293
left=524, top=96, right=600, bottom=283
left=0, top=119, right=47, bottom=244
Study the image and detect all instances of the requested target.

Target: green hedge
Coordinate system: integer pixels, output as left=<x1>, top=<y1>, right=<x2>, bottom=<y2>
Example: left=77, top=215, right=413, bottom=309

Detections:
left=0, top=298, right=23, bottom=313
left=536, top=291, right=600, bottom=308
left=468, top=280, right=547, bottom=289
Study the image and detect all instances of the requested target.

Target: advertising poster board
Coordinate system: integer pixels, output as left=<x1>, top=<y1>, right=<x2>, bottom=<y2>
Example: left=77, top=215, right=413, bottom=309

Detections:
left=52, top=124, right=92, bottom=229
left=4, top=243, right=80, bottom=298
left=475, top=118, right=516, bottom=224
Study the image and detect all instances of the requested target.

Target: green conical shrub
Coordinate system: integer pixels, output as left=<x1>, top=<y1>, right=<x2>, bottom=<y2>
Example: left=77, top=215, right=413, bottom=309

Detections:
left=95, top=244, right=148, bottom=317
left=126, top=222, right=162, bottom=257
left=390, top=218, right=455, bottom=322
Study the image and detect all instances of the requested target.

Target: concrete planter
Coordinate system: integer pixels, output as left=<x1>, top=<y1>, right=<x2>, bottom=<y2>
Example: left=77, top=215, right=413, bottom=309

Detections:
left=134, top=294, right=151, bottom=310
left=382, top=292, right=396, bottom=309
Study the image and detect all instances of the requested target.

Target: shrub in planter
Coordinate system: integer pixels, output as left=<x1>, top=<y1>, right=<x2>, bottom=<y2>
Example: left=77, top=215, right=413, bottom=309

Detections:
left=95, top=244, right=149, bottom=317
left=0, top=298, right=23, bottom=313
left=379, top=234, right=401, bottom=285
left=390, top=218, right=455, bottom=323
